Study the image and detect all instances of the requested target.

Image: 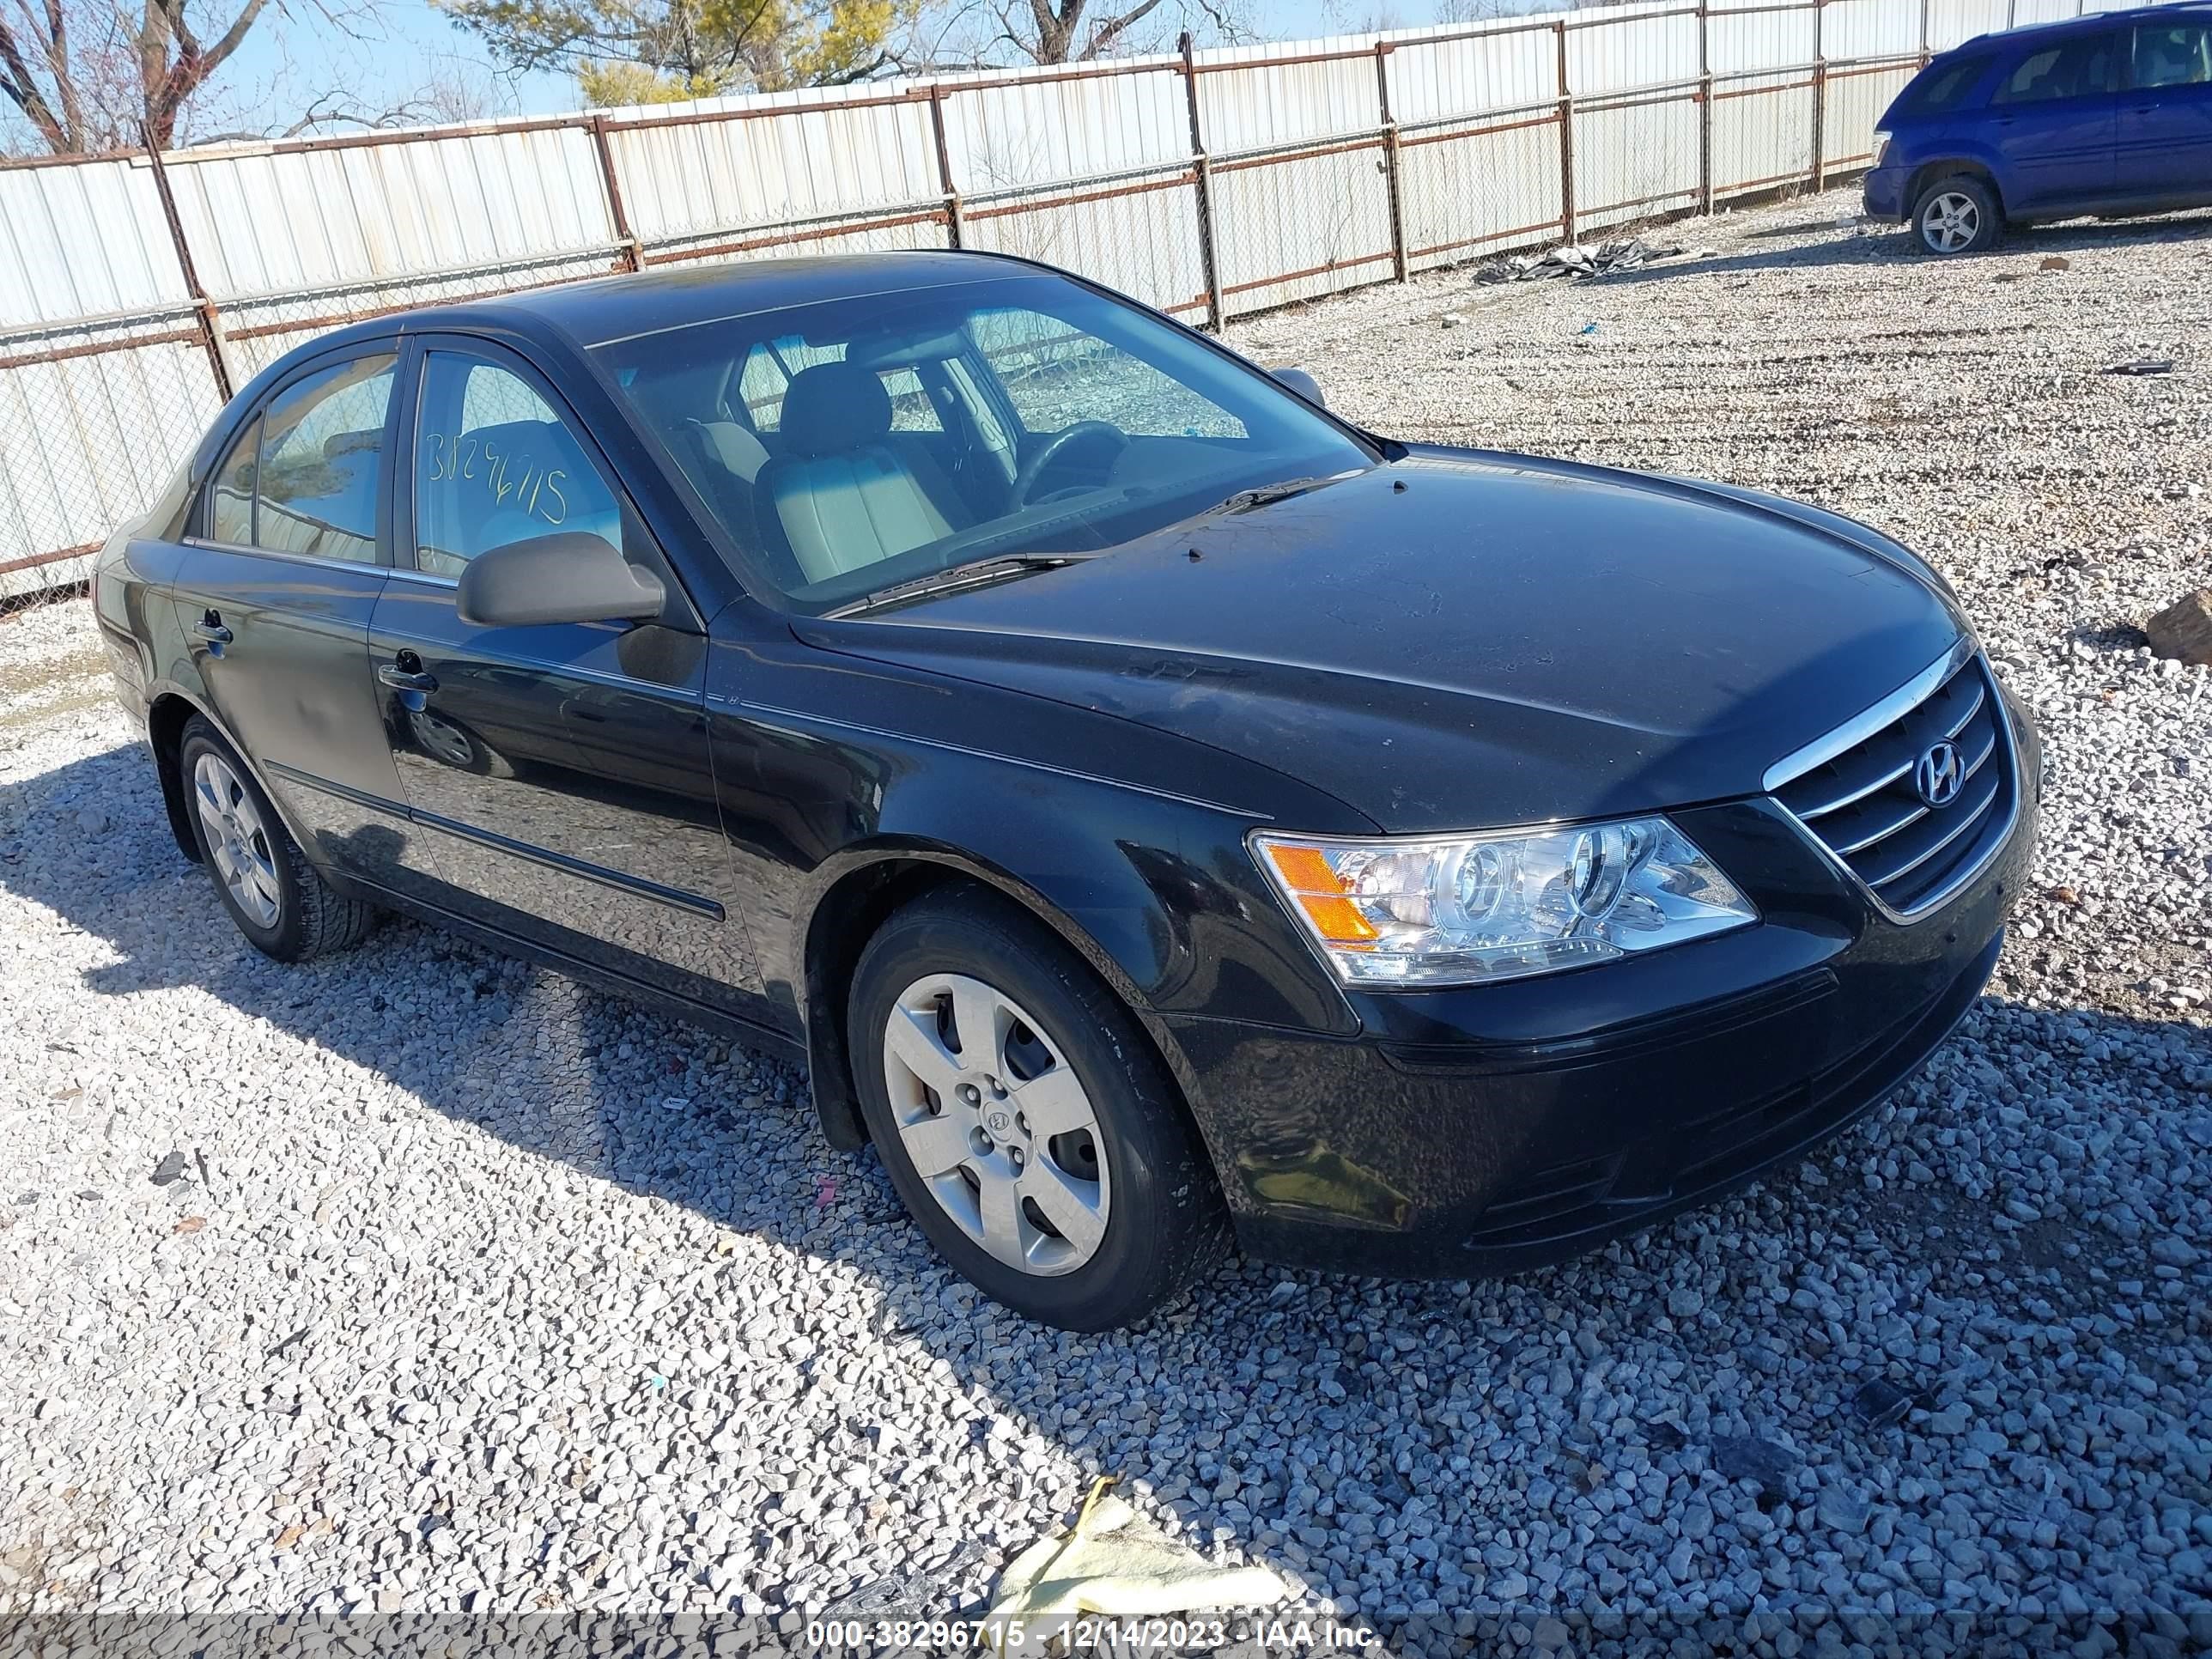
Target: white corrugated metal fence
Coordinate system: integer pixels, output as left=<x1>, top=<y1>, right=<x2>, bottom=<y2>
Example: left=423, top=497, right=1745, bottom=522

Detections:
left=0, top=0, right=2164, bottom=598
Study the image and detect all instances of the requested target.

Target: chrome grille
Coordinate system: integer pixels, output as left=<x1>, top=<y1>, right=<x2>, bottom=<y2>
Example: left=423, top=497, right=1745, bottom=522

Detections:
left=1772, top=651, right=2014, bottom=918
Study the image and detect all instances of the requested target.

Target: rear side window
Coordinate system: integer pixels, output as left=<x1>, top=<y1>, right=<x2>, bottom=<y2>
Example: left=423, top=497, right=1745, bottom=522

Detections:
left=252, top=356, right=396, bottom=563
left=1993, top=32, right=2117, bottom=104
left=2132, top=23, right=2212, bottom=88
left=200, top=354, right=395, bottom=560
left=208, top=418, right=259, bottom=546
left=1898, top=54, right=1991, bottom=116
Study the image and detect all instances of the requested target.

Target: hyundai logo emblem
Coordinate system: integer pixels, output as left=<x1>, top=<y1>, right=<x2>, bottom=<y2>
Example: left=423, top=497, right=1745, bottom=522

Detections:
left=1914, top=738, right=1966, bottom=808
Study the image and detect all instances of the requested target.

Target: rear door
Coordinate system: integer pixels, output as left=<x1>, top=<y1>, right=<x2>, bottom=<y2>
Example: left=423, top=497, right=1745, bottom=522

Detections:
left=366, top=337, right=765, bottom=1012
left=1985, top=29, right=2119, bottom=211
left=2118, top=19, right=2212, bottom=201
left=172, top=347, right=428, bottom=890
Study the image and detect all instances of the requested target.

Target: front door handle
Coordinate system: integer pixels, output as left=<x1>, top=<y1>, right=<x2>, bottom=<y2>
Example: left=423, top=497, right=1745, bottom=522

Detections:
left=377, top=659, right=438, bottom=695
left=192, top=611, right=232, bottom=647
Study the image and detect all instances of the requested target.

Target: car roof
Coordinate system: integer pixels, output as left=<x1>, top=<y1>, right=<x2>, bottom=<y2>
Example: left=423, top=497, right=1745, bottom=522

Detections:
left=365, top=251, right=1048, bottom=355
left=1955, top=1, right=2209, bottom=49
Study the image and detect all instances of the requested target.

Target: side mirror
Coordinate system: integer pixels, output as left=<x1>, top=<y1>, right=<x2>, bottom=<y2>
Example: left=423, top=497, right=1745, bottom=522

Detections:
left=1270, top=366, right=1326, bottom=408
left=455, top=532, right=666, bottom=629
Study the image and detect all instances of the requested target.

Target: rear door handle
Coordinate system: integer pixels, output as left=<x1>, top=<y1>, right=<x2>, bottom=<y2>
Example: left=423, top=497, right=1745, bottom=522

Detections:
left=377, top=661, right=438, bottom=694
left=192, top=611, right=232, bottom=647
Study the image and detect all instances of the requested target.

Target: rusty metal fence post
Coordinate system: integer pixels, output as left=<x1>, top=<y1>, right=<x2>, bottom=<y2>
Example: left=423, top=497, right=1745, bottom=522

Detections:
left=928, top=87, right=964, bottom=250
left=1555, top=21, right=1577, bottom=245
left=1697, top=0, right=1715, bottom=214
left=1180, top=33, right=1226, bottom=331
left=1811, top=0, right=1828, bottom=192
left=140, top=126, right=234, bottom=403
left=591, top=115, right=644, bottom=271
left=1376, top=42, right=1408, bottom=283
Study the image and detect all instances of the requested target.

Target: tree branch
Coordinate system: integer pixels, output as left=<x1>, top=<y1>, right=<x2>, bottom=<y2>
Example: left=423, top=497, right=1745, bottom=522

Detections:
left=0, top=12, right=70, bottom=149
left=1076, top=0, right=1157, bottom=58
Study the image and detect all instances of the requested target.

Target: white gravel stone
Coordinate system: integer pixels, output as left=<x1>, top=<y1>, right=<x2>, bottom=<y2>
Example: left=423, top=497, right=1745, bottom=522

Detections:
left=2, top=192, right=2207, bottom=1648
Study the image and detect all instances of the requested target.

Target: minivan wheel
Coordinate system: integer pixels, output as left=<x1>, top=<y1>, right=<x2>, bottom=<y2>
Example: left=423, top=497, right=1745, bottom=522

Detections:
left=179, top=717, right=378, bottom=962
left=848, top=884, right=1231, bottom=1330
left=1912, top=175, right=2000, bottom=255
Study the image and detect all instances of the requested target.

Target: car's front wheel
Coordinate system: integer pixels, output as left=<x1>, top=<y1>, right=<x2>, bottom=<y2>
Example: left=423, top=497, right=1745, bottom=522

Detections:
left=1911, top=175, right=2001, bottom=256
left=179, top=717, right=379, bottom=962
left=848, top=884, right=1231, bottom=1330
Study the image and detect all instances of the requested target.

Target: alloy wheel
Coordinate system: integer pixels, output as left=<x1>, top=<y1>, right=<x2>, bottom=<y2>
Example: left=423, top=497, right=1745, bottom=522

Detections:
left=880, top=972, right=1110, bottom=1276
left=191, top=751, right=282, bottom=929
left=1920, top=191, right=1980, bottom=254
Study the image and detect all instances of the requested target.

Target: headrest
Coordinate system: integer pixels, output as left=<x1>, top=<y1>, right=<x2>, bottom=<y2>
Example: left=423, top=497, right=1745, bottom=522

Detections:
left=324, top=430, right=381, bottom=461
left=780, top=361, right=890, bottom=459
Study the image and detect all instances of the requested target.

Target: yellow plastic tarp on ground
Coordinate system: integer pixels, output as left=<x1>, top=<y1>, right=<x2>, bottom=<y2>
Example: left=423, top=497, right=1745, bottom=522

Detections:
left=988, top=1478, right=1291, bottom=1638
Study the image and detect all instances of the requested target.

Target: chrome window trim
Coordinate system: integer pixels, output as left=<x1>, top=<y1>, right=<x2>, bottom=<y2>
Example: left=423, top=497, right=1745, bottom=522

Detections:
left=181, top=538, right=387, bottom=577
left=1767, top=645, right=2023, bottom=926
left=1762, top=633, right=1977, bottom=793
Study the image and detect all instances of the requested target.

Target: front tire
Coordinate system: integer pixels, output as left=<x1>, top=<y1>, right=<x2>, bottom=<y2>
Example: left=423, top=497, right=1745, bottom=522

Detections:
left=848, top=884, right=1231, bottom=1330
left=179, top=718, right=378, bottom=963
left=1912, top=175, right=2001, bottom=256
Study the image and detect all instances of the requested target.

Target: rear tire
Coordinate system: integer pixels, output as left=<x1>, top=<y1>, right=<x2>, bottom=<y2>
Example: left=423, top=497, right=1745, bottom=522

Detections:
left=179, top=717, right=378, bottom=963
left=1911, top=175, right=2001, bottom=256
left=848, top=883, right=1231, bottom=1330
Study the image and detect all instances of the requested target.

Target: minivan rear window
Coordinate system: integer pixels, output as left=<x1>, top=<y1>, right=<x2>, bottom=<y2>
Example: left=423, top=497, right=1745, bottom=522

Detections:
left=1895, top=54, right=1990, bottom=115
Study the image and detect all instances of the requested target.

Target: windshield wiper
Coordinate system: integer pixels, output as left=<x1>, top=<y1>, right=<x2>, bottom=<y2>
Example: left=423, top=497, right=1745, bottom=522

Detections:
left=828, top=553, right=1092, bottom=618
left=1193, top=474, right=1347, bottom=520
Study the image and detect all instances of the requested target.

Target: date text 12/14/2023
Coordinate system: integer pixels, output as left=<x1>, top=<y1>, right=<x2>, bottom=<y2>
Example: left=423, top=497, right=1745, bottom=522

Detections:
left=805, top=1617, right=1384, bottom=1650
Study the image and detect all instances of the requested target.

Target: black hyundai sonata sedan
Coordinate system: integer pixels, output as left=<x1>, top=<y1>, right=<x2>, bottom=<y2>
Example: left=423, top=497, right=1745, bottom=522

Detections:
left=94, top=251, right=2039, bottom=1329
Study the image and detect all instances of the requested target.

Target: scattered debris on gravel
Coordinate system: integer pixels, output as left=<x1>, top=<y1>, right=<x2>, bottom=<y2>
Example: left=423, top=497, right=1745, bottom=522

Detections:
left=1476, top=236, right=1683, bottom=283
left=4, top=191, right=2209, bottom=1650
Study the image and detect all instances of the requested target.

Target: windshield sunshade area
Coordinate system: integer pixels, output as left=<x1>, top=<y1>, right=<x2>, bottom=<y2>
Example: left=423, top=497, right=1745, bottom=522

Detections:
left=592, top=272, right=1375, bottom=614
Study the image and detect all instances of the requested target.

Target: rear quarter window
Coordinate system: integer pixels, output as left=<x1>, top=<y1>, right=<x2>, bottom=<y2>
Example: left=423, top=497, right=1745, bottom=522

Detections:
left=1894, top=54, right=1992, bottom=117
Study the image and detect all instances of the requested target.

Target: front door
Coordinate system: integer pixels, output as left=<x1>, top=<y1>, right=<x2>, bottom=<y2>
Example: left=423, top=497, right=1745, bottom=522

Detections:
left=2118, top=20, right=2212, bottom=201
left=367, top=340, right=764, bottom=1012
left=171, top=348, right=430, bottom=895
left=1986, top=30, right=2118, bottom=213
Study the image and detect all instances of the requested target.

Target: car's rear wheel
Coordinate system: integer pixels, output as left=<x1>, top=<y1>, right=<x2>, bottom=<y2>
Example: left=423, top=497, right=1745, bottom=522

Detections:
left=848, top=884, right=1231, bottom=1330
left=1912, top=175, right=2000, bottom=256
left=179, top=717, right=378, bottom=962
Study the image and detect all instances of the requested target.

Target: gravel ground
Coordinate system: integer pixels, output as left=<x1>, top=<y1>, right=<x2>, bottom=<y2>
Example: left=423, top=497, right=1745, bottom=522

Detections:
left=4, top=190, right=2210, bottom=1652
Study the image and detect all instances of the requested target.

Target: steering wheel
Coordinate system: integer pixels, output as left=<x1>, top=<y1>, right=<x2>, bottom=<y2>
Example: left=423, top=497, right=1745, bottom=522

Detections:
left=1011, top=421, right=1128, bottom=508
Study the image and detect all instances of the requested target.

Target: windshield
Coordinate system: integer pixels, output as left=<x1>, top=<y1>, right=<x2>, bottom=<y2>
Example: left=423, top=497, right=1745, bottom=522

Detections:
left=593, top=272, right=1374, bottom=614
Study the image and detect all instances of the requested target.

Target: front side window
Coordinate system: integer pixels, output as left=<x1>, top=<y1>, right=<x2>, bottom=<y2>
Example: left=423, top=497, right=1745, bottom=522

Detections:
left=413, top=352, right=625, bottom=578
left=1994, top=33, right=2116, bottom=104
left=2132, top=23, right=2212, bottom=88
left=597, top=273, right=1371, bottom=614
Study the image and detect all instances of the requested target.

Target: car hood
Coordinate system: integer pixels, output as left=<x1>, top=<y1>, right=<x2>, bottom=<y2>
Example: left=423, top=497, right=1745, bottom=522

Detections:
left=793, top=455, right=1966, bottom=833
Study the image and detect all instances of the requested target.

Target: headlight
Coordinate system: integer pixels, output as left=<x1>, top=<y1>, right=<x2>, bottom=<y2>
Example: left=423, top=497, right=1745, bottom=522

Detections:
left=1872, top=130, right=1891, bottom=167
left=1252, top=817, right=1757, bottom=987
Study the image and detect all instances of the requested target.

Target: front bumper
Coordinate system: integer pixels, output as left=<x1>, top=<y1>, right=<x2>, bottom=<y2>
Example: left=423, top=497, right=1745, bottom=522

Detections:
left=1170, top=706, right=2040, bottom=1278
left=1864, top=165, right=1912, bottom=222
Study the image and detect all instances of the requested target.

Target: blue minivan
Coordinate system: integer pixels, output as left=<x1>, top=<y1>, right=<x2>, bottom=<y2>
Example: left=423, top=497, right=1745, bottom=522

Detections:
left=1864, top=3, right=2212, bottom=253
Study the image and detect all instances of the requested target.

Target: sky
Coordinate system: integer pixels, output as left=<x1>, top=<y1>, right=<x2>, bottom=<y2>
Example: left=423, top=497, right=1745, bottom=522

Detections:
left=208, top=0, right=1481, bottom=136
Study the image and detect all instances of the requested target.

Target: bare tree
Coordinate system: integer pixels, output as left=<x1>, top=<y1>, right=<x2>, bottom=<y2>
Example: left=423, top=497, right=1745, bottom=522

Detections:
left=1002, top=0, right=1158, bottom=62
left=905, top=0, right=1249, bottom=68
left=0, top=0, right=391, bottom=154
